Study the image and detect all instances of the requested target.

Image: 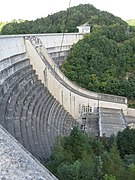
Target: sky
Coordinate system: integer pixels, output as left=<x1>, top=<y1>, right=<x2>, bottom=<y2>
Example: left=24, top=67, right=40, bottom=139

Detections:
left=0, top=0, right=135, bottom=22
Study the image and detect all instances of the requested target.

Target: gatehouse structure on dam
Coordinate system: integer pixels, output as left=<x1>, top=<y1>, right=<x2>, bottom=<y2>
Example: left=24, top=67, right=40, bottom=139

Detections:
left=0, top=33, right=135, bottom=177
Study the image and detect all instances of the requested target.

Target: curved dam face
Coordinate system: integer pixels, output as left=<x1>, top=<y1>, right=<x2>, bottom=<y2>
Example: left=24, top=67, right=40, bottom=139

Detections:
left=0, top=33, right=133, bottom=164
left=0, top=34, right=77, bottom=163
left=25, top=34, right=128, bottom=119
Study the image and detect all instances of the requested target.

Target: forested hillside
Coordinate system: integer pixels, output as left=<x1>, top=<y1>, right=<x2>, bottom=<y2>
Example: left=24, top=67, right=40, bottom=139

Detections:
left=58, top=5, right=135, bottom=106
left=1, top=4, right=127, bottom=34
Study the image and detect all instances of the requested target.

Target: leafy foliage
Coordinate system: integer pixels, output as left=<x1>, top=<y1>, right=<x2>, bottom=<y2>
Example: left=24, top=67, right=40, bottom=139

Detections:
left=102, top=141, right=125, bottom=179
left=45, top=127, right=135, bottom=180
left=61, top=23, right=135, bottom=101
left=46, top=127, right=101, bottom=179
left=117, top=128, right=135, bottom=157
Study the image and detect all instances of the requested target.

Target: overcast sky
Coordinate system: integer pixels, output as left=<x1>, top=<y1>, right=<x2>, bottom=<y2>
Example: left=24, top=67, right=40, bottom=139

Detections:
left=0, top=0, right=135, bottom=22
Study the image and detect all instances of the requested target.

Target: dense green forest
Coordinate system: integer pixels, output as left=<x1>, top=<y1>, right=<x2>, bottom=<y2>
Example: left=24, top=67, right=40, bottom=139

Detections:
left=52, top=5, right=135, bottom=106
left=46, top=127, right=135, bottom=180
left=61, top=24, right=135, bottom=104
left=1, top=4, right=127, bottom=34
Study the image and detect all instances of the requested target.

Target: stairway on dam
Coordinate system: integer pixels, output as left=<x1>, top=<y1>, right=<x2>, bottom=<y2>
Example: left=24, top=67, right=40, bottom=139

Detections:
left=99, top=108, right=127, bottom=137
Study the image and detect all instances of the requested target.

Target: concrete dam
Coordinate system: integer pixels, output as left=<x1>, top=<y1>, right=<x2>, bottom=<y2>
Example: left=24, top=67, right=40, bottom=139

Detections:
left=0, top=33, right=135, bottom=177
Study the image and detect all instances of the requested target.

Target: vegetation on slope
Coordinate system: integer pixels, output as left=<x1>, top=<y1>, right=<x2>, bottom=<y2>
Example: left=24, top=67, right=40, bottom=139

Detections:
left=46, top=127, right=135, bottom=180
left=1, top=4, right=127, bottom=35
left=60, top=9, right=135, bottom=104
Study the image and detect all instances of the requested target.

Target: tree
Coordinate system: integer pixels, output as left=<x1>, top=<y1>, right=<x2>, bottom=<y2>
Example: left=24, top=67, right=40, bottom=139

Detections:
left=126, top=164, right=135, bottom=180
left=57, top=160, right=81, bottom=180
left=102, top=141, right=124, bottom=179
left=117, top=128, right=135, bottom=157
left=65, top=127, right=91, bottom=161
